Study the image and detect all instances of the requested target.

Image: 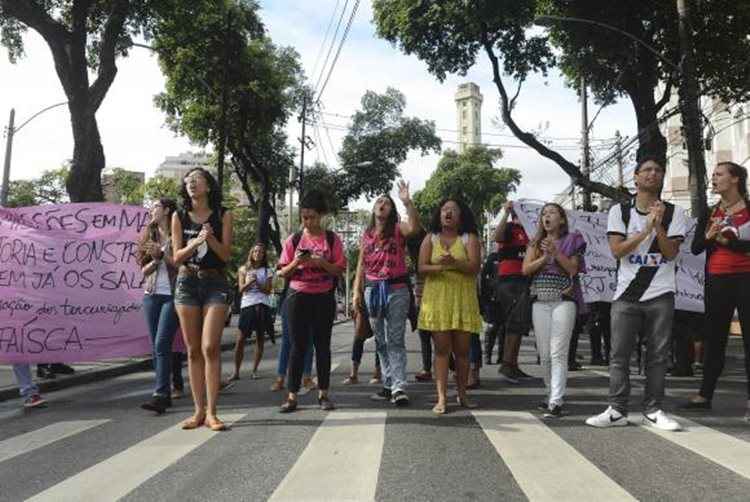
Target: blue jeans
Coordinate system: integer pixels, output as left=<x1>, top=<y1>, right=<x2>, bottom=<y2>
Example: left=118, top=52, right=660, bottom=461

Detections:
left=365, top=286, right=410, bottom=393
left=13, top=364, right=38, bottom=398
left=277, top=298, right=313, bottom=378
left=143, top=294, right=180, bottom=397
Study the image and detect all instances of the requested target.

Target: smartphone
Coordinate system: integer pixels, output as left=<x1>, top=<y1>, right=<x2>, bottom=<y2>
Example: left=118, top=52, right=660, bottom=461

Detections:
left=298, top=249, right=311, bottom=258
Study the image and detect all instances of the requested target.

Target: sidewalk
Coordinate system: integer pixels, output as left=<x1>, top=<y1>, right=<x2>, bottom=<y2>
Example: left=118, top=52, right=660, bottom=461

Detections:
left=0, top=315, right=352, bottom=403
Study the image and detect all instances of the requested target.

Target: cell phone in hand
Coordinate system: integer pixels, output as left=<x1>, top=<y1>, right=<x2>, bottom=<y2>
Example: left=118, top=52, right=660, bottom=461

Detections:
left=298, top=249, right=311, bottom=258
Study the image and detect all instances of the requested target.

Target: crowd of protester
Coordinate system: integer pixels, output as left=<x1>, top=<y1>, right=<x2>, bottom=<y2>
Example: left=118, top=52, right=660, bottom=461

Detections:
left=10, top=158, right=750, bottom=430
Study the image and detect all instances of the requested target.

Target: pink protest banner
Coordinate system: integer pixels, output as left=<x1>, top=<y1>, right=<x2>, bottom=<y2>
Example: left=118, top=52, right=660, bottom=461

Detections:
left=0, top=203, right=184, bottom=363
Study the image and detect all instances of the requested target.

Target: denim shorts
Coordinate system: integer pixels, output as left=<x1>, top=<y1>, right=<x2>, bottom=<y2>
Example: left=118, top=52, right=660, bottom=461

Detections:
left=174, top=273, right=232, bottom=307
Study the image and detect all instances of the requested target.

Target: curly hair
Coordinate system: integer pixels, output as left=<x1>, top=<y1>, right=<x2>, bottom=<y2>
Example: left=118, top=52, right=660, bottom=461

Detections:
left=429, top=197, right=479, bottom=235
left=179, top=167, right=222, bottom=214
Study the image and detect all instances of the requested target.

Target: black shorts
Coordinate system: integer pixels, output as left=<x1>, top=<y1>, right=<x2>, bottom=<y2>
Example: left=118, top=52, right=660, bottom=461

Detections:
left=239, top=304, right=271, bottom=335
left=494, top=276, right=532, bottom=337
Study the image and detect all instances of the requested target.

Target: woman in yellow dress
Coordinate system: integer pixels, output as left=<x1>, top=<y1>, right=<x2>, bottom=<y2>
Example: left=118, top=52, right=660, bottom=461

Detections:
left=418, top=198, right=482, bottom=414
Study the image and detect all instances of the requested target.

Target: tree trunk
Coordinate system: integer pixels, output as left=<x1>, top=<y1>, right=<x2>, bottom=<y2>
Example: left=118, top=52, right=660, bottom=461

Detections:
left=624, top=79, right=668, bottom=166
left=67, top=105, right=105, bottom=202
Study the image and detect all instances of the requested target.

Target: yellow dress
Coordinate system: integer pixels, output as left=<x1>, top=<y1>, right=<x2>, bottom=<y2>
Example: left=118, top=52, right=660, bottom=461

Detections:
left=418, top=234, right=482, bottom=333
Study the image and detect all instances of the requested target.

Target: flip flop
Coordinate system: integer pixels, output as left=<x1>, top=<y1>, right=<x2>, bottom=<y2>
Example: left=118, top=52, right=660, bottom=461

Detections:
left=432, top=403, right=447, bottom=415
left=181, top=416, right=205, bottom=430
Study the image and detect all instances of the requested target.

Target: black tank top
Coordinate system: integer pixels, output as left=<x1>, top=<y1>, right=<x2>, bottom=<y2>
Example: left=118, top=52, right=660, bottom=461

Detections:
left=179, top=208, right=226, bottom=269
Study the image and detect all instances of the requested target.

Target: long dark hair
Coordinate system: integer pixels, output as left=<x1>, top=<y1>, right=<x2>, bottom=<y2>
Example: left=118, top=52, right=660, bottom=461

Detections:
left=142, top=197, right=177, bottom=243
left=429, top=197, right=479, bottom=235
left=299, top=189, right=329, bottom=214
left=246, top=243, right=268, bottom=269
left=367, top=194, right=399, bottom=239
left=180, top=167, right=222, bottom=213
left=530, top=203, right=569, bottom=249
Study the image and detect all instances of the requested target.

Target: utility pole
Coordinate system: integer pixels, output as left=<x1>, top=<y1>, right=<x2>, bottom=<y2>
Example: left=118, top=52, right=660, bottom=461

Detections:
left=216, top=10, right=232, bottom=194
left=580, top=75, right=592, bottom=211
left=615, top=130, right=625, bottom=188
left=1, top=109, right=14, bottom=206
left=676, top=0, right=708, bottom=218
left=298, top=94, right=308, bottom=200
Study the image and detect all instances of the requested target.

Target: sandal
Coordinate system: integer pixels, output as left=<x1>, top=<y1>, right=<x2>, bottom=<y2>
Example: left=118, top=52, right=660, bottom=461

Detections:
left=181, top=415, right=205, bottom=430
left=342, top=376, right=359, bottom=385
left=432, top=402, right=447, bottom=415
left=205, top=416, right=227, bottom=431
left=457, top=396, right=478, bottom=409
left=280, top=398, right=298, bottom=413
left=270, top=379, right=284, bottom=391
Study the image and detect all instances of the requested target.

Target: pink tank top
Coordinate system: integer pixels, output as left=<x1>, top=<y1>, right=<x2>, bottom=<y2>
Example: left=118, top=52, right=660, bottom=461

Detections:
left=362, top=226, right=408, bottom=284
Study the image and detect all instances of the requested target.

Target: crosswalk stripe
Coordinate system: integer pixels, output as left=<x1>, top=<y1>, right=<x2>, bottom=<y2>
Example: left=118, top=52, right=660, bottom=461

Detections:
left=0, top=419, right=109, bottom=464
left=472, top=411, right=636, bottom=501
left=269, top=411, right=386, bottom=502
left=26, top=413, right=246, bottom=502
left=636, top=414, right=750, bottom=480
left=0, top=420, right=109, bottom=462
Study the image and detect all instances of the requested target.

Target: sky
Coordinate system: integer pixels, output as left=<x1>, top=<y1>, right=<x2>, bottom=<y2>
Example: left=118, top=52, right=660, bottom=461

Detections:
left=0, top=0, right=639, bottom=212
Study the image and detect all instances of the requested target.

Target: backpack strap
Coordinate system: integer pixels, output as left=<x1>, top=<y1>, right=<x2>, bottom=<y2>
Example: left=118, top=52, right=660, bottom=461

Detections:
left=620, top=199, right=632, bottom=231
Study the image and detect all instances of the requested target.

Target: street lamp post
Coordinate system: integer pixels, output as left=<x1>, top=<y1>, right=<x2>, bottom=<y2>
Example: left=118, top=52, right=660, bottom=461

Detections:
left=2, top=101, right=68, bottom=206
left=535, top=13, right=708, bottom=217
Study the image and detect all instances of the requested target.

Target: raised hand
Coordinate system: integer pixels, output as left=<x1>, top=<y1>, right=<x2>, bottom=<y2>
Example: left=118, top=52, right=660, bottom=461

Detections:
left=397, top=179, right=411, bottom=205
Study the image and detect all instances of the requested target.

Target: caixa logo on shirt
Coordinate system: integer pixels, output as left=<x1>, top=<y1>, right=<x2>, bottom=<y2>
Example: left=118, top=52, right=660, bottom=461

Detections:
left=628, top=253, right=667, bottom=266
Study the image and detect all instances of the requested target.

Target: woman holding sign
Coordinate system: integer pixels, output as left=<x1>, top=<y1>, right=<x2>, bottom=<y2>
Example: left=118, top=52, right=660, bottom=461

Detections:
left=683, top=161, right=750, bottom=421
left=172, top=168, right=233, bottom=431
left=138, top=198, right=180, bottom=415
left=523, top=203, right=586, bottom=419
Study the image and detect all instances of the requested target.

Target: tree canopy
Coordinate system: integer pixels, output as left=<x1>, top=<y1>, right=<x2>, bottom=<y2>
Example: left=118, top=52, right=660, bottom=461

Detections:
left=413, top=146, right=521, bottom=229
left=373, top=0, right=750, bottom=206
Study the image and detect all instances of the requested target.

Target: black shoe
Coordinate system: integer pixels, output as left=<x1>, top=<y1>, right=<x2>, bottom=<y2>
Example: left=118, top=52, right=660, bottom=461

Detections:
left=498, top=366, right=519, bottom=384
left=537, top=402, right=548, bottom=412
left=280, top=398, right=298, bottom=413
left=679, top=399, right=712, bottom=410
left=391, top=390, right=410, bottom=407
left=36, top=366, right=56, bottom=379
left=589, top=357, right=607, bottom=366
left=370, top=388, right=392, bottom=401
left=544, top=405, right=563, bottom=418
left=484, top=355, right=493, bottom=365
left=50, top=363, right=75, bottom=375
left=141, top=396, right=168, bottom=415
left=511, top=367, right=533, bottom=379
left=318, top=396, right=335, bottom=411
left=568, top=362, right=582, bottom=372
left=668, top=368, right=694, bottom=377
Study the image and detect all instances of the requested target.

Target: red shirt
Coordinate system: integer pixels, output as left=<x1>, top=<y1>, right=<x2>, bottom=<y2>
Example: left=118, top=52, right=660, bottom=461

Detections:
left=707, top=207, right=750, bottom=275
left=361, top=227, right=408, bottom=286
left=495, top=222, right=529, bottom=276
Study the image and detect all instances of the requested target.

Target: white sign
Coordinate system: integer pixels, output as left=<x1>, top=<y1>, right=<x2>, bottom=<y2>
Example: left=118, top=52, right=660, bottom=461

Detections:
left=512, top=200, right=705, bottom=313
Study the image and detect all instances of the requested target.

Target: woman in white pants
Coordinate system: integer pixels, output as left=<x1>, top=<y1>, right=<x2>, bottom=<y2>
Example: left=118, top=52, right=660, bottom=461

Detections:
left=523, top=203, right=586, bottom=418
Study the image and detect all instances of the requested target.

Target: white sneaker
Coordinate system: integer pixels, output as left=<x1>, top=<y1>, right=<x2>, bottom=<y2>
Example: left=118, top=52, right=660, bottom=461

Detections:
left=585, top=406, right=628, bottom=428
left=642, top=410, right=681, bottom=431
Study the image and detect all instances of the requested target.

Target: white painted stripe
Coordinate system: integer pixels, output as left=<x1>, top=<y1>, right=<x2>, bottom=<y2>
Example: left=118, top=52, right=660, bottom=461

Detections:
left=472, top=411, right=636, bottom=502
left=0, top=420, right=109, bottom=464
left=637, top=414, right=750, bottom=480
left=27, top=413, right=245, bottom=502
left=269, top=411, right=386, bottom=502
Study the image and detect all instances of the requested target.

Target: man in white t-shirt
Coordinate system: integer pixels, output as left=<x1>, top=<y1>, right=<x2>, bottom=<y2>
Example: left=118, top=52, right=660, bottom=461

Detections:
left=586, top=157, right=687, bottom=431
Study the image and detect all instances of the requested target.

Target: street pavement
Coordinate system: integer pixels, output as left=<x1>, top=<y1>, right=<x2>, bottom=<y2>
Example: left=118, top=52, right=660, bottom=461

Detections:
left=2, top=322, right=750, bottom=501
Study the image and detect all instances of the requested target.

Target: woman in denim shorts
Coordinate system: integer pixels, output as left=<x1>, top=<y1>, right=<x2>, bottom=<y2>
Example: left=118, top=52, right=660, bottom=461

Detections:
left=171, top=168, right=233, bottom=431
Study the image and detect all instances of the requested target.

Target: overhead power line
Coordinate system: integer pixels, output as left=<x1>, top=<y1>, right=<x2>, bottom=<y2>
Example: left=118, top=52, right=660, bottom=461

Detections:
left=314, top=0, right=361, bottom=104
left=309, top=0, right=342, bottom=90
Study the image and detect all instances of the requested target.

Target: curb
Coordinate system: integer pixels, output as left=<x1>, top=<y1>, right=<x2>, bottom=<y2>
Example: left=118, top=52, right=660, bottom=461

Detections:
left=0, top=318, right=351, bottom=403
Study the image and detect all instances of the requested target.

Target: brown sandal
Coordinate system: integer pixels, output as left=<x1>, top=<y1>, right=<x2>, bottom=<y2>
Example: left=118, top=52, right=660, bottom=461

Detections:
left=205, top=417, right=227, bottom=431
left=432, top=402, right=447, bottom=415
left=181, top=415, right=205, bottom=430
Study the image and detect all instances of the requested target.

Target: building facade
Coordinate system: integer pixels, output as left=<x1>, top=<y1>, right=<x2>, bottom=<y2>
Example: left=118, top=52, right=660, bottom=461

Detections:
left=455, top=82, right=483, bottom=152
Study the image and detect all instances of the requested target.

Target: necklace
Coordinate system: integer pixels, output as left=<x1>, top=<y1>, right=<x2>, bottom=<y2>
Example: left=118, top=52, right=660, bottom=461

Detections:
left=720, top=197, right=744, bottom=214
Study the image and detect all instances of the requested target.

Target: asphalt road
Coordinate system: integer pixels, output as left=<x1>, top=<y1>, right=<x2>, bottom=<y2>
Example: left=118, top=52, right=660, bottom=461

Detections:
left=2, top=323, right=750, bottom=501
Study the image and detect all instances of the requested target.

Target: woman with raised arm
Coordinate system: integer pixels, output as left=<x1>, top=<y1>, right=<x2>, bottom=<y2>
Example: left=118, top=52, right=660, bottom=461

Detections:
left=172, top=168, right=233, bottom=431
left=523, top=203, right=586, bottom=418
left=276, top=190, right=346, bottom=413
left=138, top=198, right=180, bottom=415
left=682, top=162, right=750, bottom=421
left=230, top=243, right=273, bottom=381
left=352, top=180, right=420, bottom=406
left=418, top=198, right=482, bottom=414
